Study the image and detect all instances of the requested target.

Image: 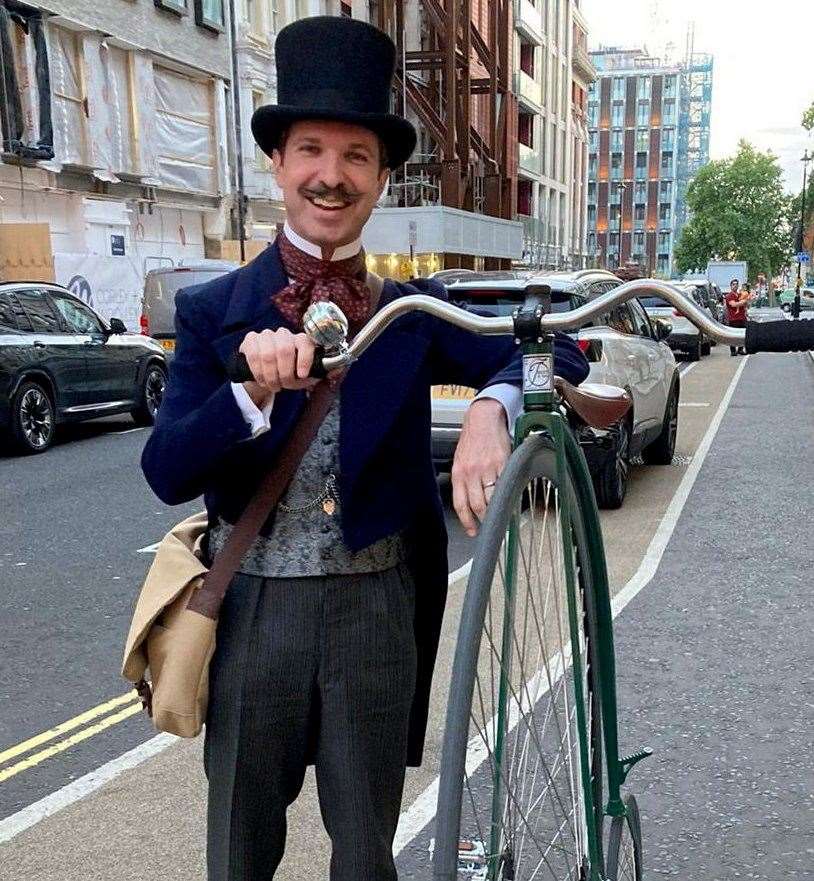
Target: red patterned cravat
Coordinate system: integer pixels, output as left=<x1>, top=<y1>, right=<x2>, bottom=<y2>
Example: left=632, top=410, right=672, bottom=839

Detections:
left=274, top=231, right=370, bottom=330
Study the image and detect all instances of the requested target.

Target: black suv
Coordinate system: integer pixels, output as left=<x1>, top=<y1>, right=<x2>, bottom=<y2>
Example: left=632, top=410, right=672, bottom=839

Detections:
left=0, top=283, right=167, bottom=453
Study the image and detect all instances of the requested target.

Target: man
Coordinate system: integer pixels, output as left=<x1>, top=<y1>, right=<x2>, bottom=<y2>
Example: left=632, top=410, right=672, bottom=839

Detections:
left=141, top=17, right=588, bottom=881
left=725, top=278, right=749, bottom=355
left=754, top=272, right=769, bottom=308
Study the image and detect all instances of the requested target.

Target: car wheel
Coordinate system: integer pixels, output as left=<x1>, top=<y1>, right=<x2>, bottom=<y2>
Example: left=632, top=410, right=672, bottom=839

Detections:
left=131, top=365, right=166, bottom=426
left=781, top=302, right=791, bottom=313
left=643, top=380, right=679, bottom=465
left=687, top=339, right=702, bottom=361
left=701, top=338, right=712, bottom=356
left=10, top=381, right=55, bottom=454
left=593, top=419, right=630, bottom=510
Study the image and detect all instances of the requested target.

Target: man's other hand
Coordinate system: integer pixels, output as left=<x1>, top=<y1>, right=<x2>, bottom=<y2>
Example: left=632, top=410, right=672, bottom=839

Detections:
left=239, top=327, right=319, bottom=406
left=452, top=398, right=512, bottom=538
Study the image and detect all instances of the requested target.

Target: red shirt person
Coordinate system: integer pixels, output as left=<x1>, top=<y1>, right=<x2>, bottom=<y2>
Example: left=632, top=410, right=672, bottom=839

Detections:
left=725, top=279, right=749, bottom=355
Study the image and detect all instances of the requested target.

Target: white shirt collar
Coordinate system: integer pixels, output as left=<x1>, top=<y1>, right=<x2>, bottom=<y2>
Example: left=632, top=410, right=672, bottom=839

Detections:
left=283, top=222, right=362, bottom=262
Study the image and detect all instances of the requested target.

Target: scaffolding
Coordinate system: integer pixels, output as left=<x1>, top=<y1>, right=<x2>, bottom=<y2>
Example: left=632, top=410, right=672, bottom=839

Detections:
left=675, top=24, right=713, bottom=241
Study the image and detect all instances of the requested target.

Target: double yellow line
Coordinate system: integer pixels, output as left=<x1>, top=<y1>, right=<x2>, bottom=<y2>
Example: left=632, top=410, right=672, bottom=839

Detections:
left=0, top=692, right=142, bottom=784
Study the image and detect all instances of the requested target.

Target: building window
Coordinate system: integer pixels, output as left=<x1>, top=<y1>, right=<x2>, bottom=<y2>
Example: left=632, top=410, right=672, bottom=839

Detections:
left=588, top=232, right=596, bottom=253
left=634, top=181, right=647, bottom=202
left=663, top=75, right=676, bottom=97
left=608, top=231, right=619, bottom=249
left=588, top=101, right=599, bottom=127
left=519, top=112, right=534, bottom=148
left=634, top=232, right=645, bottom=251
left=638, top=76, right=651, bottom=99
left=587, top=181, right=596, bottom=202
left=520, top=42, right=535, bottom=78
left=611, top=128, right=623, bottom=151
left=611, top=102, right=624, bottom=127
left=155, top=0, right=188, bottom=13
left=612, top=76, right=625, bottom=100
left=611, top=152, right=622, bottom=180
left=588, top=153, right=597, bottom=177
left=587, top=204, right=596, bottom=227
left=662, top=97, right=675, bottom=125
left=662, top=127, right=675, bottom=150
left=517, top=178, right=533, bottom=216
left=50, top=28, right=89, bottom=166
left=658, top=232, right=670, bottom=250
left=661, top=150, right=673, bottom=173
left=636, top=100, right=650, bottom=127
left=589, top=129, right=598, bottom=151
left=659, top=180, right=672, bottom=200
left=340, top=0, right=352, bottom=15
left=635, top=128, right=649, bottom=151
left=195, top=0, right=224, bottom=29
left=657, top=254, right=670, bottom=274
left=634, top=204, right=645, bottom=221
left=659, top=204, right=671, bottom=223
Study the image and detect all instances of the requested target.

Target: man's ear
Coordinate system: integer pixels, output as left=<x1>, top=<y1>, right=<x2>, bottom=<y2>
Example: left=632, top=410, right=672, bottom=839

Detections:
left=271, top=148, right=284, bottom=174
left=376, top=169, right=390, bottom=198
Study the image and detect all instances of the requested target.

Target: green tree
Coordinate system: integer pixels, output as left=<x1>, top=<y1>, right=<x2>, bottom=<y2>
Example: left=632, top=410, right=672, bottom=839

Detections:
left=674, top=141, right=793, bottom=279
left=803, top=100, right=814, bottom=132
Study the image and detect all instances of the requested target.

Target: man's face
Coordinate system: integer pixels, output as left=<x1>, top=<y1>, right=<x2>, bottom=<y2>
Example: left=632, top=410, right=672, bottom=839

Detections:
left=272, top=120, right=390, bottom=254
left=730, top=281, right=739, bottom=293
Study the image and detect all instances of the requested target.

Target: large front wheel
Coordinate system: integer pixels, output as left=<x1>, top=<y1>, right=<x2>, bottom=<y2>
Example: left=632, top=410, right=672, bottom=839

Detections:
left=434, top=433, right=607, bottom=881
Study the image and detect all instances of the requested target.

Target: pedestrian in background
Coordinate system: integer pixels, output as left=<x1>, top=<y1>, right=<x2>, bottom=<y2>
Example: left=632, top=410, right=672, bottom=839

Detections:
left=755, top=272, right=769, bottom=308
left=725, top=278, right=749, bottom=355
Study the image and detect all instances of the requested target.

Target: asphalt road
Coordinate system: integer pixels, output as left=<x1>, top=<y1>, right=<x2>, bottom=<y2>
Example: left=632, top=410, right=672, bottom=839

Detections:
left=0, top=414, right=474, bottom=821
left=1, top=342, right=811, bottom=881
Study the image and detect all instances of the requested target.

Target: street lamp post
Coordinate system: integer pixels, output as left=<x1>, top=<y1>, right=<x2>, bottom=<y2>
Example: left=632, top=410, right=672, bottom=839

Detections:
left=616, top=181, right=627, bottom=270
left=793, top=150, right=812, bottom=319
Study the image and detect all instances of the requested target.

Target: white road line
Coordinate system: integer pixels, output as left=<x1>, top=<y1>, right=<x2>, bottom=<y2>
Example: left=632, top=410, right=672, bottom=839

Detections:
left=679, top=361, right=699, bottom=377
left=392, top=355, right=750, bottom=856
left=679, top=402, right=710, bottom=408
left=115, top=427, right=147, bottom=435
left=0, top=734, right=177, bottom=844
left=0, top=358, right=749, bottom=847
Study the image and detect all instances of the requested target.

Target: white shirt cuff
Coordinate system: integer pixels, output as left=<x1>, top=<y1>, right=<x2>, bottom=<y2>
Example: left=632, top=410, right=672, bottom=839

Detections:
left=231, top=382, right=275, bottom=438
left=474, top=383, right=522, bottom=432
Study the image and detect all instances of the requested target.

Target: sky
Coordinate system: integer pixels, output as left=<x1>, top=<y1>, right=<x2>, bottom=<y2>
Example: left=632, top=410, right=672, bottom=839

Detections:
left=581, top=0, right=813, bottom=193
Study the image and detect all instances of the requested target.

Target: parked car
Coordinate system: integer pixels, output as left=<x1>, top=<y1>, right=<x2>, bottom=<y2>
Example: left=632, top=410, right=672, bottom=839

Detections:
left=641, top=288, right=707, bottom=360
left=140, top=261, right=238, bottom=356
left=778, top=287, right=814, bottom=312
left=0, top=283, right=167, bottom=454
left=432, top=269, right=680, bottom=508
left=674, top=282, right=716, bottom=351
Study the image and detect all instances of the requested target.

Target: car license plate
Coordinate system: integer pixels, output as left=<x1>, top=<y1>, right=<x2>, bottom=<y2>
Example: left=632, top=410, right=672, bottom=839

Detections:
left=160, top=339, right=175, bottom=352
left=432, top=384, right=476, bottom=400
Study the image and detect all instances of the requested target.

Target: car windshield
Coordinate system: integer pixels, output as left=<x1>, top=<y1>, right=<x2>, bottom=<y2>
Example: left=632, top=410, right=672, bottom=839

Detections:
left=639, top=296, right=672, bottom=308
left=447, top=287, right=575, bottom=316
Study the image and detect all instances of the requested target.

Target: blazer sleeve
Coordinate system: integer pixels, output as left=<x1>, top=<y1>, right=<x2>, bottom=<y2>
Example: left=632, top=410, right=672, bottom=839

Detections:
left=141, top=289, right=255, bottom=505
left=425, top=282, right=589, bottom=390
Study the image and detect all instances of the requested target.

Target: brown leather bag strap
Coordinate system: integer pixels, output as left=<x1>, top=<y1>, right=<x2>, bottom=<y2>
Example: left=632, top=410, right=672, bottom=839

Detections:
left=186, top=379, right=339, bottom=619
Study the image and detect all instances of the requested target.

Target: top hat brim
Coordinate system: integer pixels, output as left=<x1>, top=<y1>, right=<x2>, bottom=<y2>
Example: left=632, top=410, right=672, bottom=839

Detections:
left=252, top=105, right=417, bottom=171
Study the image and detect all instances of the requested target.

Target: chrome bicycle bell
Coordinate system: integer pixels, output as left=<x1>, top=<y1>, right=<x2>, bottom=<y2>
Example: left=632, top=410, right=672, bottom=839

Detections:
left=303, top=301, right=350, bottom=355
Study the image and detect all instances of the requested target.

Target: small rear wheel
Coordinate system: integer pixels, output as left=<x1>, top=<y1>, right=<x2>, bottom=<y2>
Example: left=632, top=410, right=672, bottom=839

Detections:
left=131, top=365, right=166, bottom=426
left=701, top=339, right=711, bottom=356
left=687, top=339, right=701, bottom=362
left=605, top=794, right=643, bottom=881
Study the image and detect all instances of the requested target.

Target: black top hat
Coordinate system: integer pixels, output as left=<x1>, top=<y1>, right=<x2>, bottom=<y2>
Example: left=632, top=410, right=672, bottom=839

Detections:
left=251, top=17, right=417, bottom=170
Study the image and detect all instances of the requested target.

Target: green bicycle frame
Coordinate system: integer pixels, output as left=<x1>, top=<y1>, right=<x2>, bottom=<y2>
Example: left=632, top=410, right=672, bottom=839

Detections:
left=489, top=331, right=647, bottom=879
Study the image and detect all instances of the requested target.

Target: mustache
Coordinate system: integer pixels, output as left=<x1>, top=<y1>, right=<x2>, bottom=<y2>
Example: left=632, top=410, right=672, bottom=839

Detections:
left=300, top=184, right=361, bottom=202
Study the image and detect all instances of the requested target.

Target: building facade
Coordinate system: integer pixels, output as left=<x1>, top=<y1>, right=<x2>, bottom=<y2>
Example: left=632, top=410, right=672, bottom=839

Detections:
left=585, top=46, right=712, bottom=277
left=0, top=0, right=234, bottom=328
left=514, top=0, right=595, bottom=270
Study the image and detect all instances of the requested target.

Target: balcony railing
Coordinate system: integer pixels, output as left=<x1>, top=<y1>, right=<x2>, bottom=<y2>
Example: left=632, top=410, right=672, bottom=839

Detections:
left=514, top=70, right=542, bottom=112
left=519, top=142, right=542, bottom=177
left=514, top=0, right=543, bottom=43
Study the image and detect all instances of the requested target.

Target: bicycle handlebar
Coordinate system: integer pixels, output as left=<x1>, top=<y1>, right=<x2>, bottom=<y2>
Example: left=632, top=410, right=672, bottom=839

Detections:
left=225, top=278, right=814, bottom=382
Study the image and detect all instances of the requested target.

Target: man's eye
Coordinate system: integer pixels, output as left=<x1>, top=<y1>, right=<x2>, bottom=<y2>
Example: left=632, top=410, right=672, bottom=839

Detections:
left=300, top=145, right=319, bottom=154
left=350, top=152, right=369, bottom=162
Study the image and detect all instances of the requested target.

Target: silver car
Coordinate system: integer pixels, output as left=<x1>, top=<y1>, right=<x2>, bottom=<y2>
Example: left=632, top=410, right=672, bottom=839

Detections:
left=641, top=287, right=708, bottom=361
left=140, top=261, right=238, bottom=356
left=432, top=269, right=680, bottom=509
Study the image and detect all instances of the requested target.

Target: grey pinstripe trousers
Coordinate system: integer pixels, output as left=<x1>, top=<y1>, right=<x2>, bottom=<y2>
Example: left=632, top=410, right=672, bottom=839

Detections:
left=203, top=565, right=417, bottom=881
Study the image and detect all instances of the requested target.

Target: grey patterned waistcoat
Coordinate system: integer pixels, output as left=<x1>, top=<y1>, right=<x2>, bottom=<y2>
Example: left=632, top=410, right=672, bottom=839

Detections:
left=207, top=397, right=405, bottom=577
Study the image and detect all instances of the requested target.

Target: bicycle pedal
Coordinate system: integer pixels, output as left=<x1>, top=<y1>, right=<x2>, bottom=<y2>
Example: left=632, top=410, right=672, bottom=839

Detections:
left=619, top=747, right=653, bottom=781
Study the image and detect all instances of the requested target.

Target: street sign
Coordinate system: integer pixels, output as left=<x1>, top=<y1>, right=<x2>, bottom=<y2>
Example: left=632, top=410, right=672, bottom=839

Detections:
left=408, top=221, right=418, bottom=248
left=797, top=252, right=810, bottom=263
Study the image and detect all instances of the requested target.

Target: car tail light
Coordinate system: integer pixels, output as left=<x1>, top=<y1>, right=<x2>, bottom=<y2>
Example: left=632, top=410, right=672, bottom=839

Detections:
left=576, top=338, right=602, bottom=362
left=577, top=339, right=591, bottom=353
left=672, top=309, right=684, bottom=317
left=139, top=313, right=150, bottom=335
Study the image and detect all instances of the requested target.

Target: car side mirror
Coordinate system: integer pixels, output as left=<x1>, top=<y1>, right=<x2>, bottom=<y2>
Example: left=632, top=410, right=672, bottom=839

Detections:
left=108, top=318, right=127, bottom=335
left=653, top=318, right=672, bottom=341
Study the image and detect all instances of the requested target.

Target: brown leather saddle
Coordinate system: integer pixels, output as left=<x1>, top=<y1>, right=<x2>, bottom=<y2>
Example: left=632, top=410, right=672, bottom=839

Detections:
left=554, top=379, right=632, bottom=429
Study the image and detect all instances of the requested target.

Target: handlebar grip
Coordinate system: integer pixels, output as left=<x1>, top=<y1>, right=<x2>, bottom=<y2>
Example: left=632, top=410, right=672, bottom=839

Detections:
left=745, top=319, right=814, bottom=354
left=225, top=349, right=328, bottom=383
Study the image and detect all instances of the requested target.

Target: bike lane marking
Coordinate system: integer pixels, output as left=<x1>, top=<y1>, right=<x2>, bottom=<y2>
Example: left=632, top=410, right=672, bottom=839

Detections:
left=392, top=355, right=749, bottom=856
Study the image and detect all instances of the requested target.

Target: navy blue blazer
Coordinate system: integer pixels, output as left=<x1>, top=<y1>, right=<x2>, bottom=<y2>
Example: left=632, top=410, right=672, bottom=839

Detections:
left=141, top=242, right=588, bottom=765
